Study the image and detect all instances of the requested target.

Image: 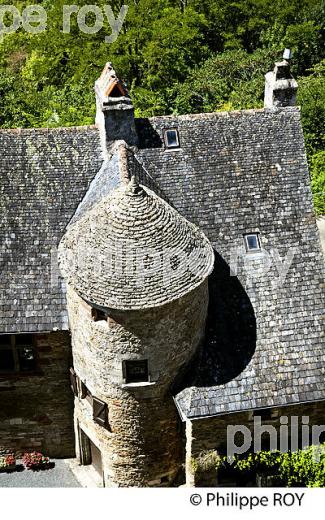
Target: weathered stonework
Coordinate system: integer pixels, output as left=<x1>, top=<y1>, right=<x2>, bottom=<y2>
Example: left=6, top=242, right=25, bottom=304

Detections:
left=1, top=59, right=324, bottom=487
left=95, top=63, right=138, bottom=157
left=68, top=282, right=208, bottom=486
left=0, top=331, right=74, bottom=457
left=59, top=180, right=214, bottom=310
left=264, top=60, right=298, bottom=108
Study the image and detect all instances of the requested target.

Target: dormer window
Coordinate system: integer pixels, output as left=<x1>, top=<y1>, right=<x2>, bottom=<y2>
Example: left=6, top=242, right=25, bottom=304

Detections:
left=244, top=233, right=261, bottom=252
left=164, top=129, right=179, bottom=149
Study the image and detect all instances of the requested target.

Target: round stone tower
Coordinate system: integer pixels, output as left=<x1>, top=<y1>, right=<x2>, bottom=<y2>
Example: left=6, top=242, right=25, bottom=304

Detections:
left=59, top=178, right=214, bottom=487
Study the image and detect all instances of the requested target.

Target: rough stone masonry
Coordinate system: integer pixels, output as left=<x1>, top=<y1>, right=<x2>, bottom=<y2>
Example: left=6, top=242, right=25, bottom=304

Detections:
left=0, top=56, right=324, bottom=487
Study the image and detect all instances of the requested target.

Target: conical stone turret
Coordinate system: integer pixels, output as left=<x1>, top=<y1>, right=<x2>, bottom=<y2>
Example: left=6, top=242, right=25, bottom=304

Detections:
left=59, top=178, right=214, bottom=487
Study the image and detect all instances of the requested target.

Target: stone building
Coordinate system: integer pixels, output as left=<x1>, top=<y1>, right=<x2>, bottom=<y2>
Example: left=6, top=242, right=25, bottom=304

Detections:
left=0, top=55, right=324, bottom=487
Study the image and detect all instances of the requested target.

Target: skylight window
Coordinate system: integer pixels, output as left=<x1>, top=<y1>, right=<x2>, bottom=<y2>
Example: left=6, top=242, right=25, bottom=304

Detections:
left=244, top=233, right=261, bottom=252
left=164, top=129, right=179, bottom=149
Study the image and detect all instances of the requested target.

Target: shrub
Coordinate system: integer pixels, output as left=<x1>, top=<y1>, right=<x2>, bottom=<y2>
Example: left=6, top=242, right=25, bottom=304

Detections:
left=310, top=151, right=325, bottom=216
left=191, top=450, right=222, bottom=474
left=192, top=445, right=325, bottom=487
left=225, top=444, right=325, bottom=487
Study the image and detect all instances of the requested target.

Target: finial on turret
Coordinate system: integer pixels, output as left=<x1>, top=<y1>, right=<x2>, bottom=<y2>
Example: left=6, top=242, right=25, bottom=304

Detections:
left=125, top=176, right=143, bottom=197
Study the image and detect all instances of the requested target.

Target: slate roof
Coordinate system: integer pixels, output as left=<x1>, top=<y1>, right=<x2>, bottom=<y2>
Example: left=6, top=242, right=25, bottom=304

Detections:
left=1, top=107, right=324, bottom=419
left=0, top=126, right=102, bottom=333
left=135, top=107, right=324, bottom=419
left=135, top=107, right=324, bottom=418
left=59, top=177, right=214, bottom=309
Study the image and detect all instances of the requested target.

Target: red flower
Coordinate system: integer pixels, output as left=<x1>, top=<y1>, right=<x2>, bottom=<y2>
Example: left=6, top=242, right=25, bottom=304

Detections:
left=22, top=452, right=50, bottom=469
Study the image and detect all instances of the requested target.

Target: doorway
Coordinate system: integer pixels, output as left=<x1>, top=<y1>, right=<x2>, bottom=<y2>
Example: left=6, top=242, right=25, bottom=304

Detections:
left=90, top=439, right=103, bottom=476
left=78, top=426, right=103, bottom=477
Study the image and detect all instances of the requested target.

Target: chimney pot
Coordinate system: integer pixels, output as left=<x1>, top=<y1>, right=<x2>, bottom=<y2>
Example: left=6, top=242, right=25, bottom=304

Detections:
left=283, top=48, right=292, bottom=61
left=95, top=63, right=138, bottom=158
left=264, top=51, right=298, bottom=108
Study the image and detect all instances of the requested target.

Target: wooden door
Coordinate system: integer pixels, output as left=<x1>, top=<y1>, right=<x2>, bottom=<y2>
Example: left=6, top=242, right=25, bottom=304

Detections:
left=90, top=439, right=103, bottom=476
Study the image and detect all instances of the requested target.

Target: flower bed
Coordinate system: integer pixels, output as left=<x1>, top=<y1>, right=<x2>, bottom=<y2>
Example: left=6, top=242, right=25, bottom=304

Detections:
left=0, top=454, right=16, bottom=472
left=22, top=452, right=50, bottom=470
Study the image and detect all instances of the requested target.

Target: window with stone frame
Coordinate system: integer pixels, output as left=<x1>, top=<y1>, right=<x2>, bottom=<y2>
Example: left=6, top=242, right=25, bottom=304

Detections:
left=0, top=334, right=37, bottom=374
left=91, top=307, right=107, bottom=322
left=78, top=378, right=92, bottom=404
left=124, top=360, right=149, bottom=383
left=70, top=367, right=78, bottom=396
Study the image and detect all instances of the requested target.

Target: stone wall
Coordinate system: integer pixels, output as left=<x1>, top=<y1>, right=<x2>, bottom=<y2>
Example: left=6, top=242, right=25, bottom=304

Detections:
left=67, top=281, right=209, bottom=487
left=0, top=331, right=74, bottom=457
left=186, top=400, right=325, bottom=485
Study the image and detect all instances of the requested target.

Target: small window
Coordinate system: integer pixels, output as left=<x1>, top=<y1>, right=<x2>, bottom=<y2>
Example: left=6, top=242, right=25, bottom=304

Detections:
left=253, top=408, right=272, bottom=420
left=244, top=233, right=261, bottom=252
left=91, top=308, right=107, bottom=322
left=80, top=379, right=93, bottom=404
left=93, top=397, right=108, bottom=428
left=85, top=388, right=93, bottom=405
left=0, top=334, right=37, bottom=374
left=164, top=129, right=179, bottom=149
left=124, top=360, right=149, bottom=383
left=70, top=367, right=78, bottom=396
left=78, top=379, right=88, bottom=399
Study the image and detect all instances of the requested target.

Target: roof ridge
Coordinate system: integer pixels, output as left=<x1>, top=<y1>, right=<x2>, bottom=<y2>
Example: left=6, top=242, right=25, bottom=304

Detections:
left=140, top=106, right=300, bottom=123
left=0, top=124, right=98, bottom=134
left=0, top=106, right=301, bottom=134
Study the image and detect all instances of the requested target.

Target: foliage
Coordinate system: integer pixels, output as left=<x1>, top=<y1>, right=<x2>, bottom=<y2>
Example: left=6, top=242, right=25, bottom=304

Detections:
left=191, top=450, right=222, bottom=474
left=310, top=151, right=325, bottom=216
left=192, top=446, right=325, bottom=487
left=226, top=445, right=325, bottom=487
left=22, top=452, right=50, bottom=469
left=298, top=61, right=325, bottom=155
left=231, top=450, right=281, bottom=473
left=172, top=48, right=278, bottom=114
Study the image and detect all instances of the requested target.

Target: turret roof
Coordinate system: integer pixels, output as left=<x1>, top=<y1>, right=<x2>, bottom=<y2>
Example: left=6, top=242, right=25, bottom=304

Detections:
left=59, top=177, right=214, bottom=310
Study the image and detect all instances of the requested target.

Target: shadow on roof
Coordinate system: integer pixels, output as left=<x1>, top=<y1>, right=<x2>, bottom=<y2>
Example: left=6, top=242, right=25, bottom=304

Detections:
left=173, top=250, right=256, bottom=392
left=135, top=119, right=163, bottom=149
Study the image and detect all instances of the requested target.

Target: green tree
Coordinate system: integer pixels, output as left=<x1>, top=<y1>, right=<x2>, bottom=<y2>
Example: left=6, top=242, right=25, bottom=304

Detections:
left=310, top=151, right=325, bottom=215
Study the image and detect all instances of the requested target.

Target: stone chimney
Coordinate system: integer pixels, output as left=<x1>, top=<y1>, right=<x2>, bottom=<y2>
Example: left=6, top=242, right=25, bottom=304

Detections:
left=264, top=49, right=298, bottom=108
left=95, top=63, right=138, bottom=157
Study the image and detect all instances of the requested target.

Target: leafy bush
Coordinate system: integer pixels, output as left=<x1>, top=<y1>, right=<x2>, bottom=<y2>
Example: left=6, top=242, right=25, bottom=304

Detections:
left=226, top=444, right=325, bottom=487
left=310, top=151, right=325, bottom=216
left=192, top=445, right=325, bottom=486
left=191, top=450, right=222, bottom=474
